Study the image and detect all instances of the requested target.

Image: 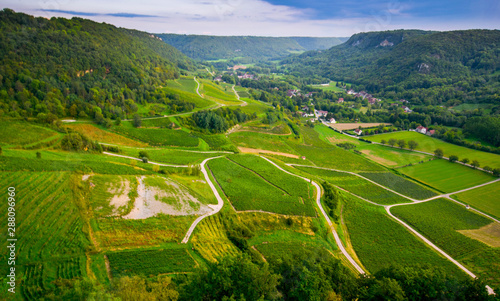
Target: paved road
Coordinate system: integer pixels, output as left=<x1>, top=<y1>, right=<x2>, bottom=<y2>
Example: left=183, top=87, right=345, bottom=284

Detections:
left=181, top=156, right=224, bottom=243
left=102, top=152, right=188, bottom=168
left=260, top=156, right=366, bottom=274
left=194, top=76, right=203, bottom=98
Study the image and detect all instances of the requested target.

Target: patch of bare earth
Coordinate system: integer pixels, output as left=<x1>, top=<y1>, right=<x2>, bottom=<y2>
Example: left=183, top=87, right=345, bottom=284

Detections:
left=459, top=222, right=500, bottom=247
left=360, top=149, right=397, bottom=166
left=238, top=147, right=299, bottom=158
left=123, top=176, right=212, bottom=220
left=330, top=123, right=391, bottom=131
left=327, top=136, right=360, bottom=145
left=107, top=177, right=131, bottom=215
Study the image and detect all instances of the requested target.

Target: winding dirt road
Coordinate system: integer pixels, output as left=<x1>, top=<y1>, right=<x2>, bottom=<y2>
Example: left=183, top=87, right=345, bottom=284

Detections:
left=181, top=156, right=225, bottom=243
left=260, top=156, right=366, bottom=274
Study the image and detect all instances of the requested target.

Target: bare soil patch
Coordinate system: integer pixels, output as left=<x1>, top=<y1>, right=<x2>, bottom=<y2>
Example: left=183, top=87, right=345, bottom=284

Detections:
left=360, top=149, right=397, bottom=166
left=238, top=147, right=299, bottom=158
left=329, top=123, right=391, bottom=131
left=459, top=222, right=500, bottom=247
left=327, top=136, right=360, bottom=145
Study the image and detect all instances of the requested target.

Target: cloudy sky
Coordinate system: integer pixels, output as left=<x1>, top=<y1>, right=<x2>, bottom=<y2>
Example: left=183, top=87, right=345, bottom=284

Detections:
left=3, top=0, right=500, bottom=36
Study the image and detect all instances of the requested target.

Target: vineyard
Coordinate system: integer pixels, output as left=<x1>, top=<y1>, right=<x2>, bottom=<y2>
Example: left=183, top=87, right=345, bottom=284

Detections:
left=255, top=242, right=335, bottom=264
left=191, top=214, right=240, bottom=262
left=227, top=154, right=313, bottom=200
left=342, top=195, right=464, bottom=276
left=399, top=159, right=495, bottom=192
left=65, top=123, right=148, bottom=147
left=294, top=166, right=409, bottom=205
left=359, top=172, right=437, bottom=199
left=107, top=248, right=198, bottom=277
left=391, top=198, right=500, bottom=285
left=0, top=172, right=90, bottom=267
left=208, top=157, right=316, bottom=216
left=0, top=120, right=58, bottom=146
left=111, top=124, right=200, bottom=147
left=119, top=147, right=227, bottom=165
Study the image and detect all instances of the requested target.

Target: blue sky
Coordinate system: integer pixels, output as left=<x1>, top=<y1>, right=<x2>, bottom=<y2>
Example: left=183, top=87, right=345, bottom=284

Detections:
left=2, top=0, right=499, bottom=36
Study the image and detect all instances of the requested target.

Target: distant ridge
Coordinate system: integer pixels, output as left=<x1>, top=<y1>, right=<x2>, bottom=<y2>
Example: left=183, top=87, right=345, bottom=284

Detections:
left=155, top=33, right=348, bottom=61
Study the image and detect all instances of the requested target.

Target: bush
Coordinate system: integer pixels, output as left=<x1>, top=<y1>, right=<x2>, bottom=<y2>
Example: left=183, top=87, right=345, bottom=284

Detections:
left=36, top=151, right=41, bottom=158
left=142, top=157, right=148, bottom=163
left=138, top=151, right=149, bottom=159
left=449, top=155, right=459, bottom=162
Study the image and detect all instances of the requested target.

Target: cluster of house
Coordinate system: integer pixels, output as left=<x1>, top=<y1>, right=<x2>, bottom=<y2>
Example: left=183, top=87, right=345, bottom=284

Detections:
left=237, top=73, right=255, bottom=80
left=390, top=99, right=412, bottom=113
left=354, top=128, right=363, bottom=135
left=414, top=126, right=435, bottom=136
left=287, top=89, right=313, bottom=98
left=347, top=89, right=381, bottom=105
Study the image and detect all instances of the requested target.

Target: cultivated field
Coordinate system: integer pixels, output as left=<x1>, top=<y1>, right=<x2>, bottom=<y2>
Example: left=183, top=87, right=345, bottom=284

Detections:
left=328, top=123, right=392, bottom=131
left=0, top=120, right=59, bottom=146
left=293, top=165, right=409, bottom=205
left=111, top=123, right=200, bottom=147
left=452, top=181, right=500, bottom=220
left=65, top=123, right=148, bottom=147
left=365, top=131, right=500, bottom=169
left=359, top=172, right=437, bottom=199
left=208, top=157, right=316, bottom=216
left=398, top=159, right=495, bottom=193
left=343, top=195, right=464, bottom=276
left=392, top=198, right=500, bottom=285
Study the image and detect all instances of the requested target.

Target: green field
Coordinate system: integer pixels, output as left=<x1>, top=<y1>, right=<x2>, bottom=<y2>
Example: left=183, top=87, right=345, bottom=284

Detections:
left=119, top=146, right=228, bottom=165
left=399, top=159, right=495, bottom=193
left=208, top=157, right=316, bottom=216
left=111, top=123, right=200, bottom=147
left=342, top=195, right=464, bottom=277
left=391, top=198, right=500, bottom=285
left=229, top=131, right=299, bottom=154
left=200, top=80, right=241, bottom=104
left=107, top=247, right=198, bottom=277
left=293, top=166, right=409, bottom=205
left=453, top=181, right=500, bottom=220
left=359, top=172, right=437, bottom=200
left=0, top=120, right=59, bottom=146
left=365, top=131, right=500, bottom=169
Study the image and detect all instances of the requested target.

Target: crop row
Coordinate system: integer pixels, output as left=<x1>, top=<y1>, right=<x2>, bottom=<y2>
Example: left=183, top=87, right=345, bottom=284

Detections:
left=342, top=195, right=464, bottom=276
left=208, top=157, right=316, bottom=216
left=227, top=154, right=312, bottom=199
left=358, top=172, right=437, bottom=199
left=192, top=214, right=240, bottom=262
left=107, top=248, right=197, bottom=277
left=111, top=126, right=200, bottom=147
left=294, top=166, right=408, bottom=205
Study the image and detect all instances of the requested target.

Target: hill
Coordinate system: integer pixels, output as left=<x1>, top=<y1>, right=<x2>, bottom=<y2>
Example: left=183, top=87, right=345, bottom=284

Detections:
left=283, top=29, right=500, bottom=106
left=155, top=33, right=347, bottom=61
left=0, top=9, right=195, bottom=121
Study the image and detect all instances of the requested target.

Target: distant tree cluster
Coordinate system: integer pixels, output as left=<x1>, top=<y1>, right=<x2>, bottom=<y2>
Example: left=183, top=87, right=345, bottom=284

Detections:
left=191, top=107, right=256, bottom=133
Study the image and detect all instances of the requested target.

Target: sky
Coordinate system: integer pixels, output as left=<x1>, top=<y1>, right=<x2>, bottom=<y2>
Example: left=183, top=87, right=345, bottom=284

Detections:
left=3, top=0, right=500, bottom=37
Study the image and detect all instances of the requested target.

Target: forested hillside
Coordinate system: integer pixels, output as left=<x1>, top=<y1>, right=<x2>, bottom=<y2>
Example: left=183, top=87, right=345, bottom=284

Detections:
left=283, top=29, right=500, bottom=106
left=0, top=9, right=195, bottom=120
left=156, top=34, right=347, bottom=61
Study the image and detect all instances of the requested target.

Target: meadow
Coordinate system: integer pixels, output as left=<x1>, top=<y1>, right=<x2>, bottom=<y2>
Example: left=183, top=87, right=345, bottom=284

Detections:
left=398, top=159, right=495, bottom=193
left=359, top=172, right=437, bottom=199
left=365, top=131, right=500, bottom=169
left=107, top=247, right=198, bottom=277
left=229, top=131, right=299, bottom=155
left=293, top=166, right=409, bottom=205
left=452, top=181, right=500, bottom=219
left=118, top=146, right=228, bottom=165
left=342, top=195, right=465, bottom=277
left=391, top=198, right=500, bottom=285
left=207, top=157, right=316, bottom=216
left=315, top=125, right=431, bottom=167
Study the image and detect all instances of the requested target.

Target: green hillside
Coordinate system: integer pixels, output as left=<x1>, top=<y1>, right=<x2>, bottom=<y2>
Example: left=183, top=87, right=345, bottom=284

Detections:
left=156, top=34, right=346, bottom=61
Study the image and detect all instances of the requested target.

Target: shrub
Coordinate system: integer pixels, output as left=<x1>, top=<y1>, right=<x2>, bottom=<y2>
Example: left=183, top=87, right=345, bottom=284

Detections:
left=449, top=155, right=459, bottom=162
left=142, top=157, right=148, bottom=163
left=434, top=148, right=444, bottom=158
left=36, top=151, right=41, bottom=158
left=138, top=151, right=149, bottom=159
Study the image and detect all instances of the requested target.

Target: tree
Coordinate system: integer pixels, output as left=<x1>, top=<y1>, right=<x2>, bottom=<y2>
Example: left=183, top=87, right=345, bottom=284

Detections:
left=142, top=157, right=148, bottom=163
left=115, top=117, right=121, bottom=126
left=138, top=151, right=149, bottom=159
left=381, top=139, right=386, bottom=145
left=483, top=166, right=492, bottom=172
left=133, top=114, right=142, bottom=128
left=449, top=155, right=458, bottom=162
left=0, top=146, right=2, bottom=155
left=408, top=140, right=418, bottom=150
left=461, top=158, right=470, bottom=164
left=471, top=160, right=480, bottom=169
left=493, top=168, right=500, bottom=177
left=36, top=151, right=41, bottom=159
left=434, top=148, right=444, bottom=158
left=388, top=138, right=397, bottom=147
left=397, top=139, right=406, bottom=149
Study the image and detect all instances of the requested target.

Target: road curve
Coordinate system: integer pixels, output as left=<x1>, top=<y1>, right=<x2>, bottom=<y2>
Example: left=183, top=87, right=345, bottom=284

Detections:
left=260, top=156, right=366, bottom=274
left=181, top=156, right=225, bottom=243
left=194, top=76, right=203, bottom=98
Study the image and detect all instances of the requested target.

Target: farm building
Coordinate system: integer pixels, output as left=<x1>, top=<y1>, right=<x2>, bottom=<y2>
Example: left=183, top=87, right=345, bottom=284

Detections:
left=416, top=126, right=428, bottom=134
left=354, top=129, right=363, bottom=135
